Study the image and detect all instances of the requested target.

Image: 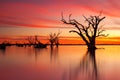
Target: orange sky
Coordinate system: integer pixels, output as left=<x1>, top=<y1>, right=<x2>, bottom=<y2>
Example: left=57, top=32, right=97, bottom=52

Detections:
left=0, top=0, right=120, bottom=44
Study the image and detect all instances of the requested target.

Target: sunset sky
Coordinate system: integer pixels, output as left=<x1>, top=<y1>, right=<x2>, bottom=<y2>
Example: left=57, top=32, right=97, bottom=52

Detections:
left=0, top=0, right=120, bottom=44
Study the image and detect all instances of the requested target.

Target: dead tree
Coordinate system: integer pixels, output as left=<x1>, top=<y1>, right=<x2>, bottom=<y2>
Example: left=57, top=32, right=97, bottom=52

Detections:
left=61, top=13, right=108, bottom=49
left=49, top=32, right=61, bottom=48
left=34, top=35, right=42, bottom=44
left=27, top=36, right=35, bottom=45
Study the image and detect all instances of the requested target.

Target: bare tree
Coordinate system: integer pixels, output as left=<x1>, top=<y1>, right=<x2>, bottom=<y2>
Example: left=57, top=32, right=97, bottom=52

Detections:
left=27, top=36, right=35, bottom=45
left=34, top=35, right=47, bottom=48
left=49, top=32, right=61, bottom=48
left=61, top=13, right=108, bottom=49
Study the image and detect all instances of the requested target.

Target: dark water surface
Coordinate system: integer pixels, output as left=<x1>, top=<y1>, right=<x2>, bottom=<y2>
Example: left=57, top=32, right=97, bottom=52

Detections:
left=0, top=45, right=120, bottom=80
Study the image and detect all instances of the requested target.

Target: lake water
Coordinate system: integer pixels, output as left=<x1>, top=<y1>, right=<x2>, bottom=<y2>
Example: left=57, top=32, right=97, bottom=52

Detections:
left=0, top=45, right=120, bottom=80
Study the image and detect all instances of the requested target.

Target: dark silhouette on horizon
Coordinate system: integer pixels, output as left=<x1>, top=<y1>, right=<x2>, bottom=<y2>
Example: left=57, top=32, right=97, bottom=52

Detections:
left=34, top=35, right=47, bottom=48
left=61, top=12, right=108, bottom=49
left=0, top=45, right=6, bottom=55
left=0, top=43, right=6, bottom=50
left=49, top=32, right=61, bottom=48
left=26, top=35, right=47, bottom=48
left=0, top=41, right=12, bottom=50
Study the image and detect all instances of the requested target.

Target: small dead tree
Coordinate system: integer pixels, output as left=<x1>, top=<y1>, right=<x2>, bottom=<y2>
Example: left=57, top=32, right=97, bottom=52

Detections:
left=61, top=13, right=108, bottom=49
left=27, top=36, right=35, bottom=45
left=49, top=32, right=61, bottom=48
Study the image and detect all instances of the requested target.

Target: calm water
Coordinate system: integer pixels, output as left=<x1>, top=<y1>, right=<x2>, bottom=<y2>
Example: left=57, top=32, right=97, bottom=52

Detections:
left=0, top=45, right=120, bottom=80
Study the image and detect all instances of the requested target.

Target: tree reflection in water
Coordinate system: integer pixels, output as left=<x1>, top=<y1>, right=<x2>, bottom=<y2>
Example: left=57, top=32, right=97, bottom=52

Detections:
left=0, top=48, right=6, bottom=56
left=63, top=49, right=98, bottom=80
left=34, top=48, right=47, bottom=61
left=34, top=48, right=41, bottom=61
left=50, top=46, right=59, bottom=63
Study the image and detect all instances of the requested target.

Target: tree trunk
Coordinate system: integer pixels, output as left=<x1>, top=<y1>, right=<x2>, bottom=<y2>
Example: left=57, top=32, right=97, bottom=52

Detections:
left=87, top=39, right=96, bottom=50
left=88, top=43, right=96, bottom=50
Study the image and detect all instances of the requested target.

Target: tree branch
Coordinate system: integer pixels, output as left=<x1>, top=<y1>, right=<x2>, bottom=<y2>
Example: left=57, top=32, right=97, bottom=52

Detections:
left=61, top=13, right=108, bottom=48
left=69, top=30, right=89, bottom=44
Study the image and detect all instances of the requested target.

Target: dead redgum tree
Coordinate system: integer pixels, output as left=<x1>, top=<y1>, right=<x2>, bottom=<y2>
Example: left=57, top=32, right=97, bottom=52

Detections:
left=61, top=13, right=108, bottom=50
left=27, top=36, right=35, bottom=45
left=49, top=32, right=61, bottom=48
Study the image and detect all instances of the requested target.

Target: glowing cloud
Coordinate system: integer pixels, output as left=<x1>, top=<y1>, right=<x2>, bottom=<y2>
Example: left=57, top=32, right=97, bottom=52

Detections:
left=0, top=0, right=120, bottom=44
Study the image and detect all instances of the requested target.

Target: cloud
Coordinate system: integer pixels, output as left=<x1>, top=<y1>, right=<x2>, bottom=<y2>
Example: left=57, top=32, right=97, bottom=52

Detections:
left=69, top=0, right=120, bottom=17
left=114, top=20, right=120, bottom=25
left=0, top=0, right=120, bottom=29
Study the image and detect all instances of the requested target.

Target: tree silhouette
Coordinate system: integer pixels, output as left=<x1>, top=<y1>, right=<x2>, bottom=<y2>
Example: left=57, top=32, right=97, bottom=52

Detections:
left=27, top=36, right=47, bottom=48
left=61, top=13, right=108, bottom=49
left=27, top=36, right=35, bottom=45
left=49, top=32, right=61, bottom=48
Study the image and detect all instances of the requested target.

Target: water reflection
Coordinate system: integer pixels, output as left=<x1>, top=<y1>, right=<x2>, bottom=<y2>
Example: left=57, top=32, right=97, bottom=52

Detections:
left=50, top=46, right=59, bottom=63
left=65, top=49, right=98, bottom=80
left=0, top=48, right=6, bottom=56
left=1, top=45, right=120, bottom=80
left=34, top=48, right=42, bottom=61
